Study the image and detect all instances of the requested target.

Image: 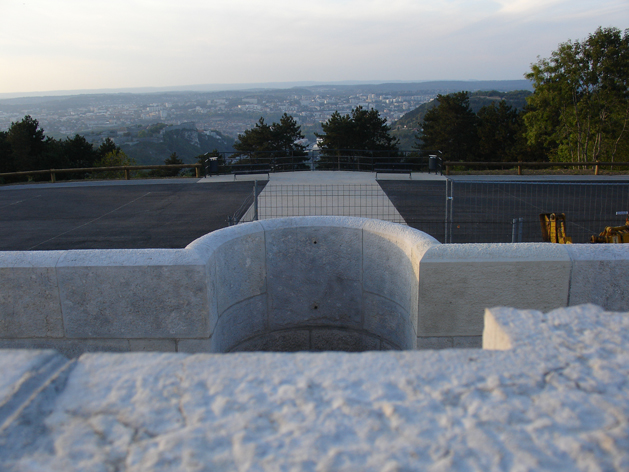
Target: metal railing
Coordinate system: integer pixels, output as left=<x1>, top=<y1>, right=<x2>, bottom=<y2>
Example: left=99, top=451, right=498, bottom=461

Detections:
left=0, top=164, right=203, bottom=184
left=204, top=150, right=443, bottom=176
left=443, top=161, right=629, bottom=175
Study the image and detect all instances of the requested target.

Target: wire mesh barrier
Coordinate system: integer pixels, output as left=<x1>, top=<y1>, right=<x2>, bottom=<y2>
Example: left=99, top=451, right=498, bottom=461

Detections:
left=443, top=181, right=629, bottom=244
left=204, top=150, right=443, bottom=176
left=228, top=180, right=629, bottom=244
left=230, top=184, right=406, bottom=225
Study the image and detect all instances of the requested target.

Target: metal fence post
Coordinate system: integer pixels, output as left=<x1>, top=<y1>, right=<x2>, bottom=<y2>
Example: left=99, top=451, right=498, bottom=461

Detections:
left=511, top=218, right=524, bottom=243
left=253, top=180, right=259, bottom=221
left=445, top=179, right=453, bottom=243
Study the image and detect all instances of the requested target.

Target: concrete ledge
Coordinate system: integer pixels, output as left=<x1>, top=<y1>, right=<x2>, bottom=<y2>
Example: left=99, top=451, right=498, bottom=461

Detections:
left=0, top=304, right=627, bottom=469
left=1, top=218, right=629, bottom=355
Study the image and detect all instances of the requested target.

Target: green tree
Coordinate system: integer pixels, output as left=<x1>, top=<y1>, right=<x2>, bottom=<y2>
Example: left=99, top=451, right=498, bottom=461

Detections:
left=524, top=27, right=629, bottom=162
left=476, top=101, right=527, bottom=162
left=316, top=106, right=399, bottom=152
left=233, top=113, right=308, bottom=170
left=417, top=92, right=478, bottom=161
left=3, top=115, right=59, bottom=173
left=152, top=152, right=184, bottom=177
left=94, top=150, right=136, bottom=179
left=96, top=138, right=120, bottom=159
left=62, top=134, right=98, bottom=168
left=315, top=106, right=399, bottom=169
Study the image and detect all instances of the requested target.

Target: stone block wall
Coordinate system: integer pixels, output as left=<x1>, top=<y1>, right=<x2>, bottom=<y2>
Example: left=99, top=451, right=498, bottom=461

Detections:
left=1, top=216, right=628, bottom=356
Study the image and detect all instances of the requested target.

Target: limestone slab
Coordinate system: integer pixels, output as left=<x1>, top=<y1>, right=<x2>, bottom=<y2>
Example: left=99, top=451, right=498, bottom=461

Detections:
left=565, top=244, right=629, bottom=311
left=363, top=292, right=415, bottom=349
left=58, top=264, right=210, bottom=339
left=213, top=295, right=268, bottom=353
left=233, top=330, right=311, bottom=352
left=0, top=339, right=130, bottom=358
left=310, top=328, right=380, bottom=352
left=417, top=243, right=572, bottom=336
left=0, top=252, right=65, bottom=338
left=265, top=225, right=363, bottom=330
left=362, top=228, right=413, bottom=312
left=2, top=304, right=629, bottom=470
left=213, top=231, right=267, bottom=314
left=128, top=339, right=176, bottom=352
left=176, top=338, right=214, bottom=354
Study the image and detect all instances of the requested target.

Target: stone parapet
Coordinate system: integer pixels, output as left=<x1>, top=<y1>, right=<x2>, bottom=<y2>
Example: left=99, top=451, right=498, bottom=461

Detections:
left=1, top=217, right=628, bottom=355
left=0, top=304, right=628, bottom=470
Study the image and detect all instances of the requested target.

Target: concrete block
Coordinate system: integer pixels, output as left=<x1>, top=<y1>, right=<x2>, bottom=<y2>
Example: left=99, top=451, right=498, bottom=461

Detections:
left=416, top=336, right=453, bottom=350
left=213, top=295, right=268, bottom=353
left=128, top=339, right=177, bottom=352
left=363, top=292, right=414, bottom=349
left=177, top=338, right=214, bottom=354
left=417, top=243, right=571, bottom=336
left=265, top=225, right=363, bottom=330
left=0, top=252, right=65, bottom=338
left=381, top=341, right=401, bottom=350
left=58, top=263, right=210, bottom=339
left=564, top=244, right=629, bottom=311
left=311, top=328, right=380, bottom=352
left=259, top=216, right=366, bottom=232
left=452, top=335, right=482, bottom=349
left=482, top=308, right=513, bottom=350
left=214, top=231, right=267, bottom=314
left=362, top=228, right=413, bottom=312
left=232, top=330, right=311, bottom=352
left=205, top=253, right=219, bottom=335
left=186, top=220, right=264, bottom=258
left=0, top=339, right=130, bottom=358
left=410, top=237, right=441, bottom=334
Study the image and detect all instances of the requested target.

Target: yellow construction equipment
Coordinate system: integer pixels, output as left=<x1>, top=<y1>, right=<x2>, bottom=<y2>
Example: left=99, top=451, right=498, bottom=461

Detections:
left=590, top=211, right=629, bottom=244
left=540, top=213, right=572, bottom=244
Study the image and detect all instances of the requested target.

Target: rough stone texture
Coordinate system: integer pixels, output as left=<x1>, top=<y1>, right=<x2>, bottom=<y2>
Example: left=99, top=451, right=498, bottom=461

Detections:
left=0, top=339, right=132, bottom=358
left=212, top=230, right=267, bottom=315
left=176, top=338, right=214, bottom=354
left=265, top=223, right=363, bottom=330
left=233, top=330, right=311, bottom=352
left=363, top=292, right=415, bottom=349
left=565, top=244, right=629, bottom=310
left=0, top=349, right=67, bottom=423
left=310, top=328, right=381, bottom=352
left=127, top=339, right=177, bottom=352
left=2, top=218, right=628, bottom=357
left=59, top=264, right=210, bottom=339
left=213, top=294, right=268, bottom=352
left=0, top=304, right=628, bottom=471
left=418, top=243, right=572, bottom=336
left=362, top=228, right=413, bottom=311
left=0, top=252, right=65, bottom=338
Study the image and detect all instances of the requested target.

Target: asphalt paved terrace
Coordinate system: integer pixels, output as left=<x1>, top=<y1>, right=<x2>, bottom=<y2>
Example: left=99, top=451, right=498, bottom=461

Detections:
left=0, top=178, right=263, bottom=250
left=1, top=172, right=627, bottom=249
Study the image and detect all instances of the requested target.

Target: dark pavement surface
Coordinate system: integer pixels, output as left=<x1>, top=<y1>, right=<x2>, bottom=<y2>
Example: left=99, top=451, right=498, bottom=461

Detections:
left=0, top=181, right=260, bottom=250
left=379, top=180, right=629, bottom=244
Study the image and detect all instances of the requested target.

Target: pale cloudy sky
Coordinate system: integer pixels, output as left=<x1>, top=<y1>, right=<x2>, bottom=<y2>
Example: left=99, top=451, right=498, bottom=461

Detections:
left=0, top=0, right=627, bottom=94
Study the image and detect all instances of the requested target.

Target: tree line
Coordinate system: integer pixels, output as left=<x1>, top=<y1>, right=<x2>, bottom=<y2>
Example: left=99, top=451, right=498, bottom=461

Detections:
left=0, top=115, right=197, bottom=182
left=419, top=27, right=629, bottom=163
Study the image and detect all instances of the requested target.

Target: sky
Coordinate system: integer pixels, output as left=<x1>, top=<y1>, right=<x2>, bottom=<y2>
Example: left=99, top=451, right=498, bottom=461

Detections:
left=1, top=0, right=627, bottom=95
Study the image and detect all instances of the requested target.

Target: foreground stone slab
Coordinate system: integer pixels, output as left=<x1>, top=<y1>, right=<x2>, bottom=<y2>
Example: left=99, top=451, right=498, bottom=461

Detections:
left=0, top=304, right=627, bottom=471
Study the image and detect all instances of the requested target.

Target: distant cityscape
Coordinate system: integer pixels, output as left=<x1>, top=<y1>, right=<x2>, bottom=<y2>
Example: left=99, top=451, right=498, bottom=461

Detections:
left=0, top=90, right=434, bottom=148
left=0, top=81, right=533, bottom=146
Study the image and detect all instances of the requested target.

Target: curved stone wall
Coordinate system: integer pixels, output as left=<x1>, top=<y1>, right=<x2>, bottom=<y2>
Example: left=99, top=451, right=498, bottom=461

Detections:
left=1, top=216, right=628, bottom=357
left=187, top=217, right=440, bottom=352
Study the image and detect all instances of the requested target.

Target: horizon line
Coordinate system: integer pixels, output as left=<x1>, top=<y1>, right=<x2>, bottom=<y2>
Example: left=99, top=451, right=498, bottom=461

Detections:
left=0, top=79, right=531, bottom=100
